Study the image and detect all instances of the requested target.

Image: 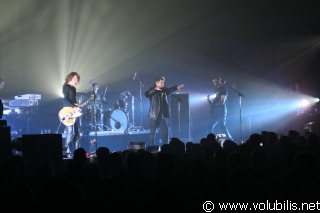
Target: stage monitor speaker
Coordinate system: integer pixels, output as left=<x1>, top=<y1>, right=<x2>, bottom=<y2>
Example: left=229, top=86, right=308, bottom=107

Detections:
left=304, top=122, right=320, bottom=135
left=0, top=126, right=13, bottom=163
left=0, top=119, right=7, bottom=127
left=129, top=142, right=146, bottom=152
left=22, top=134, right=63, bottom=176
left=170, top=93, right=191, bottom=140
left=0, top=99, right=3, bottom=119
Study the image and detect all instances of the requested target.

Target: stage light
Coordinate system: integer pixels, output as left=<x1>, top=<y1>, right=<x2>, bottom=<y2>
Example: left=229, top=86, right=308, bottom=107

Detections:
left=300, top=99, right=309, bottom=107
left=208, top=94, right=216, bottom=99
left=298, top=97, right=319, bottom=108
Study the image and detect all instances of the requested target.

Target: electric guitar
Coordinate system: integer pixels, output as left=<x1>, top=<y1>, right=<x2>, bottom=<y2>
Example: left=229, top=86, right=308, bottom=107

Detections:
left=207, top=91, right=223, bottom=110
left=58, top=96, right=93, bottom=126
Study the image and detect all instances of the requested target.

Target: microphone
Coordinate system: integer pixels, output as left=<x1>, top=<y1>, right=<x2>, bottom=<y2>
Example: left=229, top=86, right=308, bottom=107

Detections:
left=223, top=80, right=226, bottom=84
left=133, top=73, right=137, bottom=80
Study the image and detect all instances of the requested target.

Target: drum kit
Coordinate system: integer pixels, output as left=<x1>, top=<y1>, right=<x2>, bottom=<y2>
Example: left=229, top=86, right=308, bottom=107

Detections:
left=76, top=87, right=133, bottom=135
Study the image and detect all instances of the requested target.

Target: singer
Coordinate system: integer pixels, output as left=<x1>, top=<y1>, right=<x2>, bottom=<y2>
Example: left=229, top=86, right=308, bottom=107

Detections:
left=207, top=76, right=233, bottom=141
left=145, top=76, right=184, bottom=146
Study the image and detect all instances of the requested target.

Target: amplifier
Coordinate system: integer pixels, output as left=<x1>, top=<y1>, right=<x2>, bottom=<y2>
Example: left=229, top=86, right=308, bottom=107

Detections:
left=3, top=108, right=22, bottom=115
left=14, top=94, right=41, bottom=100
left=9, top=99, right=37, bottom=107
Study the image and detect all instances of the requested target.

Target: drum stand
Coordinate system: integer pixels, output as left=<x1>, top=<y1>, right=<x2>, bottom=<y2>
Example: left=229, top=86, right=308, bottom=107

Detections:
left=99, top=110, right=104, bottom=131
left=131, top=95, right=135, bottom=128
left=127, top=92, right=144, bottom=132
left=89, top=89, right=98, bottom=154
left=126, top=94, right=135, bottom=132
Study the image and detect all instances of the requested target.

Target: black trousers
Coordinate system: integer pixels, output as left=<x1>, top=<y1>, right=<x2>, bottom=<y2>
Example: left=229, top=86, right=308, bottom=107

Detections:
left=149, top=117, right=168, bottom=145
left=208, top=107, right=233, bottom=140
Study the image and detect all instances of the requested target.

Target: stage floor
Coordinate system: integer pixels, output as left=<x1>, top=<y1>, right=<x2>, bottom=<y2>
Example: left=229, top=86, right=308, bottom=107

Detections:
left=61, top=129, right=160, bottom=153
left=61, top=129, right=151, bottom=137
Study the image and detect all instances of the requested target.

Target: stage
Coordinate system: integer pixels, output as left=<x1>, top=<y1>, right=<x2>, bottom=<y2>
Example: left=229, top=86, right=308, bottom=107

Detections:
left=61, top=129, right=160, bottom=153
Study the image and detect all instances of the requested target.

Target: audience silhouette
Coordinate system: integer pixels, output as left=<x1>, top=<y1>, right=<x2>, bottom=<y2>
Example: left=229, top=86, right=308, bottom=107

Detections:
left=1, top=127, right=320, bottom=212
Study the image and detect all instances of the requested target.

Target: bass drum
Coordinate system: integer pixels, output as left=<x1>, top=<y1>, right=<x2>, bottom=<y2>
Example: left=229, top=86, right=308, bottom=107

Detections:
left=109, top=109, right=128, bottom=131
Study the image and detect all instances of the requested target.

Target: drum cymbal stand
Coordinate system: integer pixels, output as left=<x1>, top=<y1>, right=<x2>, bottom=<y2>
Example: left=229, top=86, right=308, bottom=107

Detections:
left=131, top=94, right=135, bottom=129
left=102, top=84, right=112, bottom=131
left=127, top=93, right=135, bottom=132
left=133, top=73, right=144, bottom=130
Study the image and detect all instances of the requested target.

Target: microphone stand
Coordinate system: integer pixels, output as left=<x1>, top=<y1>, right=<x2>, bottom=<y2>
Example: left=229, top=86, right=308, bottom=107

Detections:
left=224, top=81, right=245, bottom=144
left=90, top=86, right=98, bottom=154
left=134, top=73, right=144, bottom=130
left=56, top=98, right=64, bottom=134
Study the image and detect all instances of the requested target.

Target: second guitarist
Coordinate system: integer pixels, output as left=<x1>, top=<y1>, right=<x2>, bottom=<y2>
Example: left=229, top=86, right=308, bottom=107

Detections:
left=62, top=72, right=81, bottom=158
left=207, top=76, right=233, bottom=141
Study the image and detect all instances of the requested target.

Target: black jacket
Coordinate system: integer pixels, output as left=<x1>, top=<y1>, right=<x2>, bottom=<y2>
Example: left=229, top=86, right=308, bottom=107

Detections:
left=62, top=83, right=77, bottom=107
left=145, top=85, right=179, bottom=120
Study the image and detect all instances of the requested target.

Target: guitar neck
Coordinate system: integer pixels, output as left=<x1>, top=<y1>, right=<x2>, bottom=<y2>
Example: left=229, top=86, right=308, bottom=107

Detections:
left=77, top=96, right=93, bottom=108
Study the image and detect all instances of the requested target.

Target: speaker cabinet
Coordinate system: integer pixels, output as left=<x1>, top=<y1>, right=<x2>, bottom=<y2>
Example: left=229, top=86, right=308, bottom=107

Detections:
left=170, top=93, right=191, bottom=140
left=0, top=99, right=3, bottom=119
left=22, top=134, right=63, bottom=176
left=129, top=142, right=146, bottom=152
left=0, top=126, right=13, bottom=163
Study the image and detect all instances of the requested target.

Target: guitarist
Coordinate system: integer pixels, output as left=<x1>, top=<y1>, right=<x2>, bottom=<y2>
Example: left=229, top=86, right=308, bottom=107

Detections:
left=207, top=76, right=233, bottom=141
left=62, top=72, right=81, bottom=158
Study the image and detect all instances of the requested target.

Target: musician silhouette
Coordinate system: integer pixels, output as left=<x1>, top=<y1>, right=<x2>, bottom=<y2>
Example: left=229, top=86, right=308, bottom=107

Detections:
left=62, top=72, right=81, bottom=158
left=207, top=76, right=233, bottom=141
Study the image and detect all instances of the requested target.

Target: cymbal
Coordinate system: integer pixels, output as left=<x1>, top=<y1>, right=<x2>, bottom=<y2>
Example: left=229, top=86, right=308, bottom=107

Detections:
left=1, top=99, right=12, bottom=104
left=3, top=104, right=18, bottom=109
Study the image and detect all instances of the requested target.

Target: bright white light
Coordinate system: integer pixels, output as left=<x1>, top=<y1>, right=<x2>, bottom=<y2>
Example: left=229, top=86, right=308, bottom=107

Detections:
left=209, top=94, right=216, bottom=99
left=300, top=99, right=309, bottom=107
